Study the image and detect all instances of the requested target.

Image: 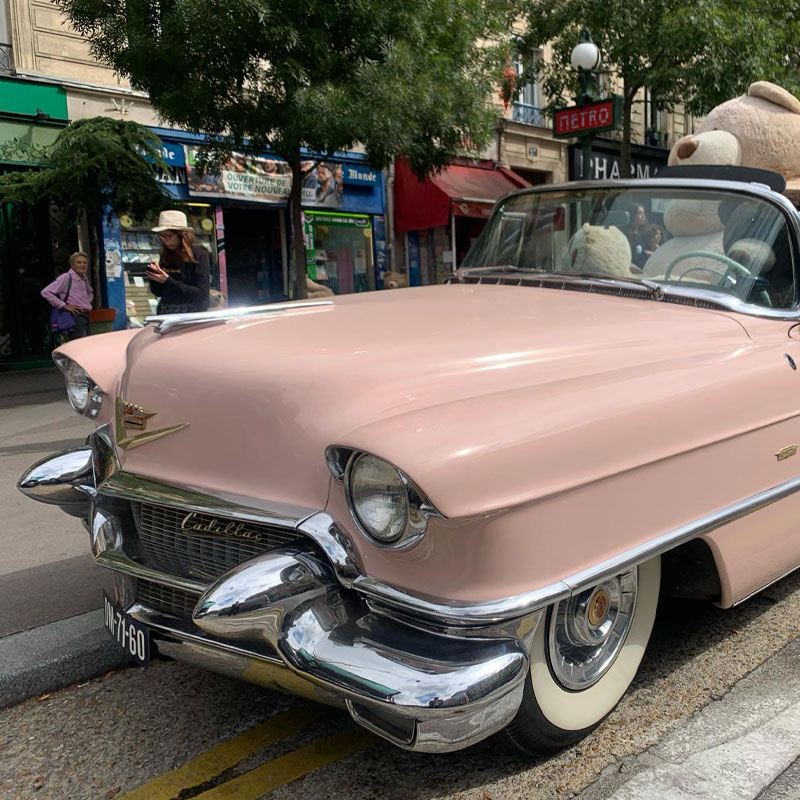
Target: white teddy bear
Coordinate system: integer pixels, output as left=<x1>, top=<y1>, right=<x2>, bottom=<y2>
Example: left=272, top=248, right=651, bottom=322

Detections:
left=642, top=197, right=726, bottom=279
left=562, top=223, right=633, bottom=278
left=669, top=81, right=800, bottom=190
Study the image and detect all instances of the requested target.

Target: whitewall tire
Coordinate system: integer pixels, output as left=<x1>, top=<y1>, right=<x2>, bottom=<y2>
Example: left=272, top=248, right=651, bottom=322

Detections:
left=503, top=556, right=660, bottom=754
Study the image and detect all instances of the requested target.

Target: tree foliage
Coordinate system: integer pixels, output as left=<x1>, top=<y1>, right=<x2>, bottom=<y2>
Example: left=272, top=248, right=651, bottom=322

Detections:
left=0, top=116, right=170, bottom=221
left=518, top=0, right=800, bottom=175
left=0, top=117, right=171, bottom=298
left=58, top=0, right=515, bottom=296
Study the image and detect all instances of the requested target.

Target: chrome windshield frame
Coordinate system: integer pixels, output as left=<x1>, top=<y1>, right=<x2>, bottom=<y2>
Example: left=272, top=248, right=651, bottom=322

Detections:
left=466, top=177, right=800, bottom=322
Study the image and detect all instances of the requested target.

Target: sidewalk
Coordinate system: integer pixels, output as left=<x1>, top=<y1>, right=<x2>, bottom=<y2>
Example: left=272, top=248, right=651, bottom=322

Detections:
left=0, top=368, right=126, bottom=708
left=575, top=637, right=800, bottom=800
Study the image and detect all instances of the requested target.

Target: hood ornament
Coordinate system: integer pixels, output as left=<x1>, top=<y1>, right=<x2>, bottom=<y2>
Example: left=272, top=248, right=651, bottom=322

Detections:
left=115, top=398, right=189, bottom=451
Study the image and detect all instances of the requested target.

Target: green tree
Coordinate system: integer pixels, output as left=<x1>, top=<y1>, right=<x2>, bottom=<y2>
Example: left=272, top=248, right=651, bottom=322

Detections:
left=58, top=0, right=514, bottom=297
left=518, top=0, right=800, bottom=178
left=0, top=116, right=170, bottom=302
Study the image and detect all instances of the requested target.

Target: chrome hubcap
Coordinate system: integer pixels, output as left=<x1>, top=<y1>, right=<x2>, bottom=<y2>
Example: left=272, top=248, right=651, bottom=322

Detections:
left=547, top=567, right=638, bottom=691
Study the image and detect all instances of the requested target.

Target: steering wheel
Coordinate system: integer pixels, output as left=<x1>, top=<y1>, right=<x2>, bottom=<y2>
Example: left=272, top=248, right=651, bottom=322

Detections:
left=663, top=250, right=751, bottom=288
left=663, top=249, right=771, bottom=306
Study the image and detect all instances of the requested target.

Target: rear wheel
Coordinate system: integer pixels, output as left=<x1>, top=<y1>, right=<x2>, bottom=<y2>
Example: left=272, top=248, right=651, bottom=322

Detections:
left=503, top=556, right=660, bottom=755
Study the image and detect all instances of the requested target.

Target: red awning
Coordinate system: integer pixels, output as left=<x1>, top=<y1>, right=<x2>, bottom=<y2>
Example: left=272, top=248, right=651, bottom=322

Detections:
left=394, top=159, right=529, bottom=233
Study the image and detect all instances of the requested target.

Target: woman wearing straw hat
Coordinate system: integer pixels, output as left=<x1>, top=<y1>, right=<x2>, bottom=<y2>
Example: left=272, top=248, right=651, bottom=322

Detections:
left=145, top=210, right=210, bottom=314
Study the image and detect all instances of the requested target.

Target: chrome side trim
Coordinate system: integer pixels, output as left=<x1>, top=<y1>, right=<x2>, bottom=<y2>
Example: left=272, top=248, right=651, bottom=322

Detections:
left=98, top=471, right=310, bottom=529
left=355, top=471, right=800, bottom=625
left=354, top=576, right=570, bottom=628
left=96, top=551, right=208, bottom=594
left=146, top=299, right=334, bottom=334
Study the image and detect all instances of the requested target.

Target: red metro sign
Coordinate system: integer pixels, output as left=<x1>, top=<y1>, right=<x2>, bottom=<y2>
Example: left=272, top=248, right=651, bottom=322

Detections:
left=552, top=97, right=623, bottom=138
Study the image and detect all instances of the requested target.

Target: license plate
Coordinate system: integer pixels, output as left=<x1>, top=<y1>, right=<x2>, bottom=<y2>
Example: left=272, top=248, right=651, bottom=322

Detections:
left=103, top=591, right=151, bottom=668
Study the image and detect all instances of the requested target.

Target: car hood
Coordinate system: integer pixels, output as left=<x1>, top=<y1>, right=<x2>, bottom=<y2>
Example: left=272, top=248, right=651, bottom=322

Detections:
left=111, top=284, right=753, bottom=517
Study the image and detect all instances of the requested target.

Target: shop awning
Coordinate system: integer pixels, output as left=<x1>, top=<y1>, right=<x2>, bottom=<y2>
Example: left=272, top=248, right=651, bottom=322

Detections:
left=394, top=158, right=529, bottom=233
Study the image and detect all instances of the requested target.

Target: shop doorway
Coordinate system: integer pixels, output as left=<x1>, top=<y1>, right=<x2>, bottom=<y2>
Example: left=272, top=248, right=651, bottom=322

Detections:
left=223, top=207, right=284, bottom=306
left=0, top=195, right=74, bottom=368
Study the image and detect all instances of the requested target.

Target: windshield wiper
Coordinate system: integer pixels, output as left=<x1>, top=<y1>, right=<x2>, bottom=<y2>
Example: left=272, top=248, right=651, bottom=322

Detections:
left=547, top=271, right=664, bottom=299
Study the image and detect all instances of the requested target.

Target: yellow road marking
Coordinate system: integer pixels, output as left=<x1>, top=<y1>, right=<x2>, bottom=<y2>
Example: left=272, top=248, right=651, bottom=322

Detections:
left=193, top=726, right=378, bottom=799
left=119, top=705, right=329, bottom=800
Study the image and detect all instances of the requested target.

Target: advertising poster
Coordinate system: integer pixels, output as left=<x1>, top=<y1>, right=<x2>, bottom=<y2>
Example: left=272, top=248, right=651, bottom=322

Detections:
left=185, top=148, right=383, bottom=212
left=186, top=149, right=292, bottom=204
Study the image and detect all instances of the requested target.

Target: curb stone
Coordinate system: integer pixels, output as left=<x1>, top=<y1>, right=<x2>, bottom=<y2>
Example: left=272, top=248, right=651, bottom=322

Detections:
left=0, top=609, right=128, bottom=708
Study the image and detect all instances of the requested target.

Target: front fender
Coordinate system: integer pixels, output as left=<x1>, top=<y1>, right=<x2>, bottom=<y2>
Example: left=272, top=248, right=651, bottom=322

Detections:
left=55, top=327, right=141, bottom=397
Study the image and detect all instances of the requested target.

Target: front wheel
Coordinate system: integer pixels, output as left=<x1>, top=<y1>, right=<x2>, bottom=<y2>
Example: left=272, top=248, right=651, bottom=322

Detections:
left=503, top=556, right=660, bottom=755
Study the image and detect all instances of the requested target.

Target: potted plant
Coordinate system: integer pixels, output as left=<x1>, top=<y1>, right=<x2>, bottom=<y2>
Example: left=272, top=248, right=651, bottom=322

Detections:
left=89, top=307, right=116, bottom=335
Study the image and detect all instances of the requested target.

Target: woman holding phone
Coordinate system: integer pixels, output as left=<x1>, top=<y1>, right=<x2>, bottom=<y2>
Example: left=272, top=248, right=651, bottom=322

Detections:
left=147, top=210, right=210, bottom=314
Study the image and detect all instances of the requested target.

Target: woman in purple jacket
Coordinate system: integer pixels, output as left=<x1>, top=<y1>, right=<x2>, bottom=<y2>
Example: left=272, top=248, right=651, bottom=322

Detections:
left=41, top=252, right=94, bottom=339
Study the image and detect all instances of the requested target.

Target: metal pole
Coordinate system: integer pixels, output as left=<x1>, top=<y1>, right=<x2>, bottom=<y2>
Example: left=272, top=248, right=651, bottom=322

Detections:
left=581, top=135, right=592, bottom=180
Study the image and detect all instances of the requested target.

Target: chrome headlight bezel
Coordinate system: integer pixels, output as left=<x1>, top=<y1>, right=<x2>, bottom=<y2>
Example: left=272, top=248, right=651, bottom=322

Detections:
left=53, top=353, right=103, bottom=418
left=331, top=447, right=439, bottom=549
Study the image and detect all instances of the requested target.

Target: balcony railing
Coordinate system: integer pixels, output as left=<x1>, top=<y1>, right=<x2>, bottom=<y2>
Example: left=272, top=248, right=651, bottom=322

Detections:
left=0, top=43, right=13, bottom=74
left=512, top=102, right=547, bottom=128
left=644, top=129, right=669, bottom=148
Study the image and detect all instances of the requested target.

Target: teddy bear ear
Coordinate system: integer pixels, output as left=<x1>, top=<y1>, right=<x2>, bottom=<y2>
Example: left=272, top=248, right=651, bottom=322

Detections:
left=748, top=81, right=800, bottom=114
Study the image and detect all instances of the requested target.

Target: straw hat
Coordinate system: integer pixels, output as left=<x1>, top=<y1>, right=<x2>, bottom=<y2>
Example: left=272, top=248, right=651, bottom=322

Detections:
left=152, top=210, right=192, bottom=232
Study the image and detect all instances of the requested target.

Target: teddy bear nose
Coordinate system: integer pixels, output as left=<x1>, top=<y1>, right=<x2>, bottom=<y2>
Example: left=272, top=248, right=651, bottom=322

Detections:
left=676, top=138, right=699, bottom=160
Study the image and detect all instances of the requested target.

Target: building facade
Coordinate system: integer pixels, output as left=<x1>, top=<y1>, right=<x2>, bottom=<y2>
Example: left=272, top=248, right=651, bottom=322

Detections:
left=0, top=0, right=701, bottom=365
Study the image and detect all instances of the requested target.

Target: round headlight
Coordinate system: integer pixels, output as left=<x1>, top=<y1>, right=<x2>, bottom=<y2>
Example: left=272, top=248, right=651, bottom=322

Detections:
left=348, top=454, right=408, bottom=543
left=65, top=360, right=91, bottom=413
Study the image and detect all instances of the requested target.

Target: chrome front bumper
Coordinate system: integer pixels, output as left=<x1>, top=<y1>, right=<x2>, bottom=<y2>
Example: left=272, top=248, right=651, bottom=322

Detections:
left=18, top=438, right=536, bottom=753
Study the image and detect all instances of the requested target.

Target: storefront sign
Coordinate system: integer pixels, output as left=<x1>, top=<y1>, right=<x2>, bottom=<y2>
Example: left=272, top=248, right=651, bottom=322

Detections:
left=452, top=200, right=494, bottom=219
left=553, top=97, right=623, bottom=138
left=306, top=212, right=371, bottom=227
left=342, top=166, right=379, bottom=185
left=155, top=142, right=185, bottom=167
left=568, top=141, right=668, bottom=181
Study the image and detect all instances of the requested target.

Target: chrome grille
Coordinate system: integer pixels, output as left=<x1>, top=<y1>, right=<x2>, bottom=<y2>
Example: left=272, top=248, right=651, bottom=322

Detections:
left=131, top=502, right=303, bottom=581
left=136, top=579, right=200, bottom=618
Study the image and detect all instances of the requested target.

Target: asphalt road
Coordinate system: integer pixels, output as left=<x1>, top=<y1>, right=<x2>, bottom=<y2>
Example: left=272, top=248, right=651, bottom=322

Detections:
left=0, top=369, right=111, bottom=637
left=1, top=569, right=798, bottom=800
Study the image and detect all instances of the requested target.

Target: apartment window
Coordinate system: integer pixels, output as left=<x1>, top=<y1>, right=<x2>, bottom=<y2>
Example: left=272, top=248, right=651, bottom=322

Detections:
left=512, top=48, right=545, bottom=127
left=644, top=88, right=667, bottom=146
left=0, top=0, right=12, bottom=73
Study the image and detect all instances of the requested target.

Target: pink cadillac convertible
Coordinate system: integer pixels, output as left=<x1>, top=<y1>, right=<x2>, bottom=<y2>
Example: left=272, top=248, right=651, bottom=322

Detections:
left=19, top=165, right=800, bottom=755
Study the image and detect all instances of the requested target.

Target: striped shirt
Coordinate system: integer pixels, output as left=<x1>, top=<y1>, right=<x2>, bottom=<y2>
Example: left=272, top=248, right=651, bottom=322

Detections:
left=41, top=268, right=93, bottom=311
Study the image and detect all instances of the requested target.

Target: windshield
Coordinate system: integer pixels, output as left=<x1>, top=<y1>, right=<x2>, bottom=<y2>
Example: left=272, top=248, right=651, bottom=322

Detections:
left=461, top=186, right=797, bottom=310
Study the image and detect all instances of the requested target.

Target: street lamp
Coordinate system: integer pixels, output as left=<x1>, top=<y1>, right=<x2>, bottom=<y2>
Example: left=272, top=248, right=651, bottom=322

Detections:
left=570, top=29, right=601, bottom=179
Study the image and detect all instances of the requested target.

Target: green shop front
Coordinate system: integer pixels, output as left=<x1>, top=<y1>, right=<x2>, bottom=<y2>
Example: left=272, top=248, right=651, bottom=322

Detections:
left=304, top=211, right=378, bottom=293
left=0, top=78, right=71, bottom=369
